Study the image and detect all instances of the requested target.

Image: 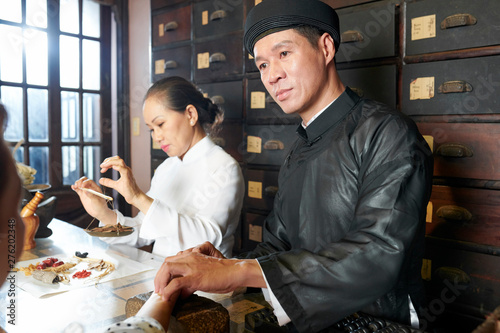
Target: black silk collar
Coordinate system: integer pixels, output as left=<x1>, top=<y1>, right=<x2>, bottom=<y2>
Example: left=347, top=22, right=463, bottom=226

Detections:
left=296, top=87, right=360, bottom=144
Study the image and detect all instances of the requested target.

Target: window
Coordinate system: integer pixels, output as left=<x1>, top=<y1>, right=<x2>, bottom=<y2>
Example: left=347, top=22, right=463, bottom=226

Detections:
left=0, top=0, right=111, bottom=190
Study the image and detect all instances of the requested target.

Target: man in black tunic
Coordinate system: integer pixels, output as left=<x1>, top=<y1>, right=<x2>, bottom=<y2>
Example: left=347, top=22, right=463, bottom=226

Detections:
left=154, top=0, right=434, bottom=331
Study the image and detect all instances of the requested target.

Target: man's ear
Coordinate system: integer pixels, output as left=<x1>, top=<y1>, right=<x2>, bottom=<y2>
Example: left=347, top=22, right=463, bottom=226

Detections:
left=185, top=104, right=199, bottom=126
left=319, top=32, right=336, bottom=66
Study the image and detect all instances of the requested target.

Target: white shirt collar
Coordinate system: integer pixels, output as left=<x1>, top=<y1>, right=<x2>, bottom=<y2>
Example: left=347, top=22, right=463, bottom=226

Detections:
left=178, top=136, right=214, bottom=164
left=302, top=98, right=337, bottom=128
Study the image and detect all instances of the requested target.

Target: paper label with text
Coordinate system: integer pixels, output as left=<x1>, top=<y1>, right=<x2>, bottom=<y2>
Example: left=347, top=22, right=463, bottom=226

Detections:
left=426, top=202, right=433, bottom=223
left=202, top=10, right=209, bottom=25
left=411, top=14, right=436, bottom=41
left=410, top=77, right=435, bottom=100
left=248, top=181, right=262, bottom=199
left=249, top=224, right=263, bottom=243
left=247, top=135, right=262, bottom=153
left=250, top=91, right=266, bottom=109
left=197, top=52, right=210, bottom=69
left=154, top=59, right=165, bottom=75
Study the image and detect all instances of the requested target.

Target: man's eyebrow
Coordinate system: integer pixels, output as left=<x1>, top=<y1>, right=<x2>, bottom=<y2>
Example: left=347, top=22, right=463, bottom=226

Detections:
left=254, top=40, right=294, bottom=63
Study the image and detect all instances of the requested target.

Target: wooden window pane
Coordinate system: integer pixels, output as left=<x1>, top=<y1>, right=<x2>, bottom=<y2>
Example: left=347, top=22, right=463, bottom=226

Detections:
left=25, top=28, right=48, bottom=86
left=83, top=93, right=100, bottom=142
left=83, top=145, right=100, bottom=180
left=60, top=0, right=79, bottom=34
left=82, top=39, right=100, bottom=90
left=26, top=0, right=47, bottom=28
left=0, top=0, right=22, bottom=23
left=60, top=35, right=80, bottom=88
left=27, top=88, right=49, bottom=142
left=61, top=91, right=80, bottom=142
left=0, top=25, right=23, bottom=83
left=82, top=0, right=100, bottom=38
left=1, top=85, right=23, bottom=142
left=29, top=146, right=49, bottom=184
left=62, top=145, right=80, bottom=185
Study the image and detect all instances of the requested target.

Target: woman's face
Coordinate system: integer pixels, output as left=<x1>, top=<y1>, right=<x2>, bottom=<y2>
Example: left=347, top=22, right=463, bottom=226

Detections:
left=143, top=97, right=198, bottom=160
left=0, top=142, right=24, bottom=282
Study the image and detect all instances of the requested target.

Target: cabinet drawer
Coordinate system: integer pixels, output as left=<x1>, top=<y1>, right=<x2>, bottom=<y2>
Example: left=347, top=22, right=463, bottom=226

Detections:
left=406, top=0, right=500, bottom=56
left=152, top=45, right=192, bottom=81
left=246, top=78, right=300, bottom=123
left=242, top=212, right=267, bottom=252
left=244, top=125, right=297, bottom=166
left=193, top=34, right=243, bottom=82
left=427, top=186, right=500, bottom=247
left=338, top=65, right=397, bottom=109
left=211, top=122, right=243, bottom=163
left=152, top=5, right=191, bottom=46
left=417, top=122, right=500, bottom=181
left=423, top=242, right=500, bottom=315
left=335, top=0, right=397, bottom=63
left=193, top=0, right=243, bottom=39
left=246, top=169, right=279, bottom=211
left=402, top=56, right=500, bottom=116
left=198, top=80, right=243, bottom=120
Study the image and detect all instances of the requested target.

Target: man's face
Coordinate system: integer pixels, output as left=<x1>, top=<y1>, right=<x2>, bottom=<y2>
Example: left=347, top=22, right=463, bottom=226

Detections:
left=253, top=29, right=329, bottom=120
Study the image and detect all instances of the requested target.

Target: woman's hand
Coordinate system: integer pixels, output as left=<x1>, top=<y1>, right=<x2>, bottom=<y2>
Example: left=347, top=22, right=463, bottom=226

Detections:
left=99, top=156, right=153, bottom=213
left=71, top=177, right=116, bottom=223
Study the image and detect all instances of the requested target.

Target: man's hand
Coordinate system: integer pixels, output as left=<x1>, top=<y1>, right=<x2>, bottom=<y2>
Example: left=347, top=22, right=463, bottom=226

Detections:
left=154, top=242, right=266, bottom=301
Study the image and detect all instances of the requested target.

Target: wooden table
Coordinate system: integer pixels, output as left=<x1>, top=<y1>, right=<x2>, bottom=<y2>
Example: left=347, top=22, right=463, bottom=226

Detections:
left=0, top=219, right=272, bottom=333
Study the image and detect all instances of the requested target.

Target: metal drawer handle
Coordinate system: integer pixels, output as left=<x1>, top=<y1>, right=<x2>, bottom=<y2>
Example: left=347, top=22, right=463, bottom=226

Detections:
left=441, top=14, right=477, bottom=30
left=340, top=30, right=364, bottom=43
left=263, top=140, right=284, bottom=150
left=210, top=95, right=225, bottom=105
left=210, top=10, right=227, bottom=21
left=265, top=95, right=276, bottom=104
left=211, top=137, right=226, bottom=147
left=164, top=21, right=178, bottom=32
left=264, top=186, right=278, bottom=197
left=209, top=52, right=226, bottom=64
left=350, top=87, right=364, bottom=97
left=436, top=205, right=472, bottom=222
left=164, top=60, right=178, bottom=70
left=435, top=143, right=473, bottom=158
left=435, top=267, right=471, bottom=285
left=438, top=80, right=473, bottom=94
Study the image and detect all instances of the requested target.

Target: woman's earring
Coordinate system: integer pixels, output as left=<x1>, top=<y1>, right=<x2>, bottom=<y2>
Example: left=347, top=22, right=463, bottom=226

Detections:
left=190, top=121, right=194, bottom=125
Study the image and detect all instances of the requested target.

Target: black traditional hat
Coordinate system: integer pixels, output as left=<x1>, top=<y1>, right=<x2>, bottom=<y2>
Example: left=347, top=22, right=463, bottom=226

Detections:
left=244, top=0, right=340, bottom=56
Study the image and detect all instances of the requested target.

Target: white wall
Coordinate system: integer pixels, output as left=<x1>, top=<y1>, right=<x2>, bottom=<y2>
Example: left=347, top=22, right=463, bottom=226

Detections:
left=128, top=0, right=151, bottom=215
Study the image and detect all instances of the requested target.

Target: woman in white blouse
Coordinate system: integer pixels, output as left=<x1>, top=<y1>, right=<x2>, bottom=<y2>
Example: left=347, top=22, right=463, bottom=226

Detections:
left=72, top=76, right=244, bottom=258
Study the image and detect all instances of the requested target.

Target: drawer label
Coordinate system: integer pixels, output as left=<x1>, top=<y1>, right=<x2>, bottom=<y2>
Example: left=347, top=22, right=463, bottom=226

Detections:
left=421, top=259, right=432, bottom=281
left=247, top=135, right=262, bottom=153
left=426, top=201, right=433, bottom=223
left=423, top=135, right=434, bottom=153
left=158, top=23, right=164, bottom=37
left=250, top=91, right=266, bottom=109
left=202, top=10, right=209, bottom=26
left=152, top=140, right=161, bottom=150
left=197, top=52, right=210, bottom=69
left=411, top=14, right=436, bottom=41
left=248, top=181, right=263, bottom=199
left=410, top=77, right=434, bottom=100
left=249, top=224, right=263, bottom=243
left=255, top=0, right=263, bottom=5
left=154, top=59, right=165, bottom=75
left=248, top=53, right=254, bottom=59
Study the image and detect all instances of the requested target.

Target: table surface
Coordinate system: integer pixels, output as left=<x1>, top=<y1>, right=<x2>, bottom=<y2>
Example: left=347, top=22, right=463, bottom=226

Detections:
left=0, top=219, right=271, bottom=333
